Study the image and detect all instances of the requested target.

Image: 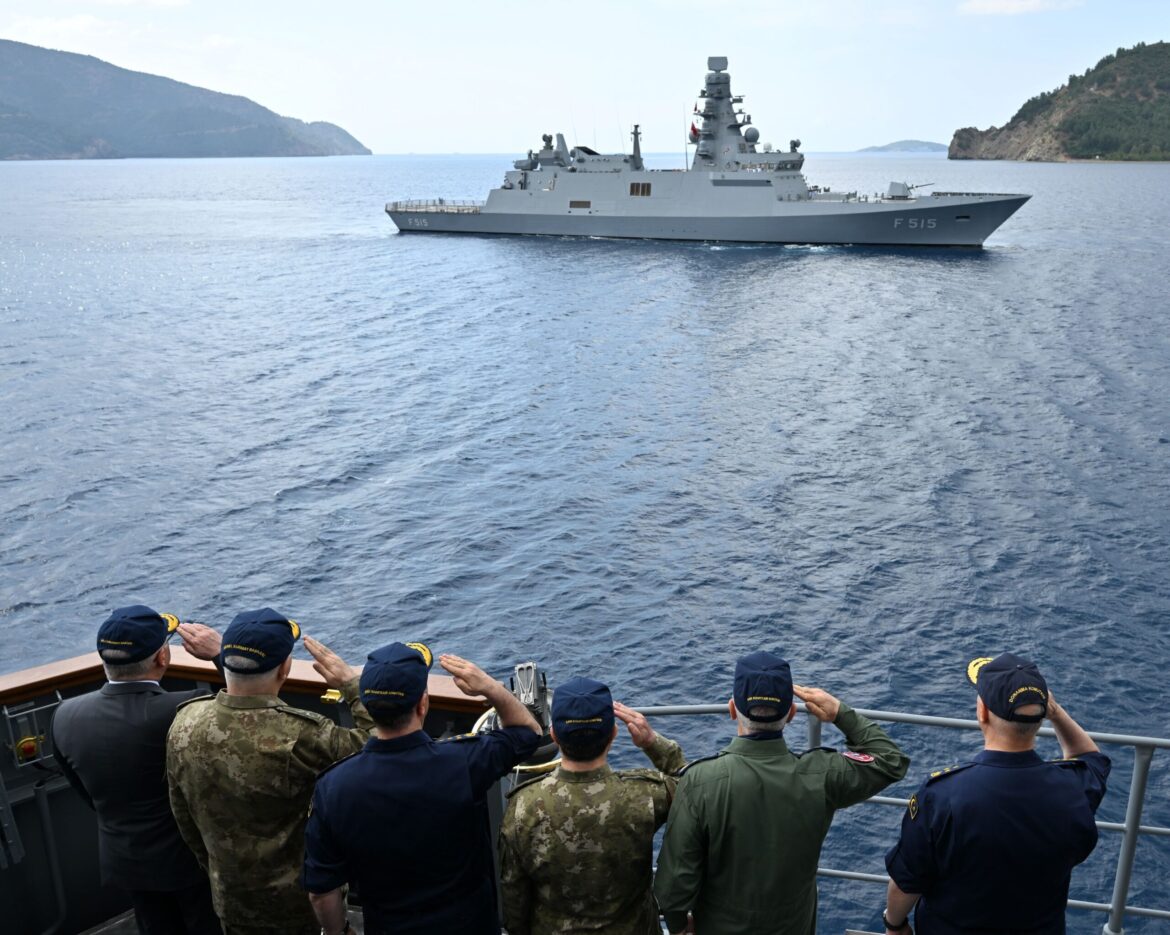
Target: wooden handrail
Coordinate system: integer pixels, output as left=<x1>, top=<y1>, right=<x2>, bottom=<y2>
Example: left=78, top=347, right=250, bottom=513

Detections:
left=0, top=647, right=489, bottom=713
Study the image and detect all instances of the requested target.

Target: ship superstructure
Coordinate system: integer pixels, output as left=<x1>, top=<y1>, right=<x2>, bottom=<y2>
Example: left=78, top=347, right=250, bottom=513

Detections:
left=386, top=57, right=1029, bottom=247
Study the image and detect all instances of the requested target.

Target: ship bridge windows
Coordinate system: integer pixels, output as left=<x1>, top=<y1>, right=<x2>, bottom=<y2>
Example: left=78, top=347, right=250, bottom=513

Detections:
left=629, top=182, right=652, bottom=197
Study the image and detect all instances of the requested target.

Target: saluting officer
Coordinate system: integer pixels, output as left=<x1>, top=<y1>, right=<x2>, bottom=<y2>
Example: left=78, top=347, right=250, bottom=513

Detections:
left=301, top=643, right=542, bottom=935
left=166, top=609, right=371, bottom=935
left=52, top=605, right=224, bottom=935
left=653, top=650, right=910, bottom=935
left=498, top=677, right=686, bottom=935
left=883, top=653, right=1110, bottom=935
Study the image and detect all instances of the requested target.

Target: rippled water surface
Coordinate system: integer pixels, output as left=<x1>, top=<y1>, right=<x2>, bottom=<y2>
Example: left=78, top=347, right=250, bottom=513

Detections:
left=2, top=153, right=1168, bottom=929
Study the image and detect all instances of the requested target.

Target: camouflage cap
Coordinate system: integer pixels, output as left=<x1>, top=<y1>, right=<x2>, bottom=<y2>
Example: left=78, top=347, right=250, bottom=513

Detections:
left=97, top=604, right=179, bottom=663
left=220, top=608, right=300, bottom=673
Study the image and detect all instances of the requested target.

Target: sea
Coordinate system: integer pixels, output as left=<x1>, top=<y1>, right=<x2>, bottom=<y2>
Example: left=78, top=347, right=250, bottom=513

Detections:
left=1, top=152, right=1168, bottom=931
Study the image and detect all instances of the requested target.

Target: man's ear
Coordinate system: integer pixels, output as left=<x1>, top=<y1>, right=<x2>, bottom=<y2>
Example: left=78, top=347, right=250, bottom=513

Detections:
left=728, top=698, right=738, bottom=721
left=156, top=644, right=171, bottom=669
left=417, top=692, right=430, bottom=720
left=975, top=696, right=990, bottom=725
left=278, top=655, right=293, bottom=680
left=787, top=701, right=797, bottom=724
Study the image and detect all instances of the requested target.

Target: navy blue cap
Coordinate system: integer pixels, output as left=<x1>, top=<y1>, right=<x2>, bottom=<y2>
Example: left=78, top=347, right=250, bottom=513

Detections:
left=97, top=605, right=179, bottom=664
left=968, top=653, right=1049, bottom=722
left=360, top=642, right=433, bottom=708
left=734, top=651, right=794, bottom=722
left=551, top=677, right=615, bottom=737
left=220, top=608, right=301, bottom=673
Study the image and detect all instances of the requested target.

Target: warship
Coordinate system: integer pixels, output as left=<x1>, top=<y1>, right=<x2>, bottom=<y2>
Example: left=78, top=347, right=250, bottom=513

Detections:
left=386, top=56, right=1029, bottom=247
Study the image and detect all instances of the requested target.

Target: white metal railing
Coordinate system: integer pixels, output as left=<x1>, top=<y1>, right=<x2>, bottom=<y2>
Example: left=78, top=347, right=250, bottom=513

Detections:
left=635, top=703, right=1170, bottom=933
left=385, top=199, right=484, bottom=214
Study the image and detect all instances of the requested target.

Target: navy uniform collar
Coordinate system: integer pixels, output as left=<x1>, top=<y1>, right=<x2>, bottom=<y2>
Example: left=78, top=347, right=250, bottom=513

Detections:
left=365, top=729, right=431, bottom=753
left=974, top=748, right=1045, bottom=767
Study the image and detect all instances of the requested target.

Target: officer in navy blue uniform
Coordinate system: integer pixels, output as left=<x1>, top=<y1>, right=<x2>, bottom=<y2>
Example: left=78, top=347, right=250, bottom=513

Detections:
left=301, top=642, right=542, bottom=935
left=883, top=653, right=1110, bottom=935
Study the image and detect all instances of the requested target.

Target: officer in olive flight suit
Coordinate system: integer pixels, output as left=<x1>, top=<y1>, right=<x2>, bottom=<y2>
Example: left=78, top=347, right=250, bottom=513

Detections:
left=166, top=609, right=371, bottom=935
left=882, top=653, right=1110, bottom=935
left=654, top=650, right=910, bottom=935
left=499, top=676, right=686, bottom=935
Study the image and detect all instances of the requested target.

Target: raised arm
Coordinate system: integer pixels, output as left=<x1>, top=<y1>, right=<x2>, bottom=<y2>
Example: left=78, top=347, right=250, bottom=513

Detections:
left=1047, top=693, right=1099, bottom=758
left=615, top=701, right=685, bottom=775
left=440, top=654, right=541, bottom=735
left=795, top=685, right=910, bottom=808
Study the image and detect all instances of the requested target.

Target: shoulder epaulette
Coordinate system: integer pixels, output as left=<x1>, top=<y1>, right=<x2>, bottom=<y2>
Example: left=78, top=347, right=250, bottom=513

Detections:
left=678, top=751, right=726, bottom=776
left=1049, top=757, right=1087, bottom=768
left=315, top=749, right=361, bottom=780
left=275, top=704, right=328, bottom=725
left=439, top=732, right=479, bottom=743
left=175, top=694, right=214, bottom=711
left=925, top=763, right=976, bottom=784
left=505, top=772, right=550, bottom=798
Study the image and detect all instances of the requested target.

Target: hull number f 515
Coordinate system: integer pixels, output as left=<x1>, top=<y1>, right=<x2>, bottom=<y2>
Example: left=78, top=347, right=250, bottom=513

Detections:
left=894, top=217, right=937, bottom=229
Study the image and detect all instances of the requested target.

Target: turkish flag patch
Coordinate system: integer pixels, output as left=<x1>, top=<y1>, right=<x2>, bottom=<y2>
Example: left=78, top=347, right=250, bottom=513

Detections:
left=842, top=751, right=875, bottom=763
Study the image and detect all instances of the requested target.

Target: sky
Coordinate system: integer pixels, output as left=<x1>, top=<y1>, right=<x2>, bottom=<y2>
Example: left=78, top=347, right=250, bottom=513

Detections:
left=2, top=0, right=1169, bottom=154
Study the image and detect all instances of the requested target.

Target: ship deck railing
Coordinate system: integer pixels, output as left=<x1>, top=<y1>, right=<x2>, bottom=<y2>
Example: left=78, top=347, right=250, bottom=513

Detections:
left=635, top=702, right=1170, bottom=934
left=386, top=199, right=484, bottom=214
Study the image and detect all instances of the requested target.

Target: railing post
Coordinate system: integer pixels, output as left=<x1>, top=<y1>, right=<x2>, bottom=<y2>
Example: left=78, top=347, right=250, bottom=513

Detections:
left=1103, top=744, right=1154, bottom=935
left=806, top=712, right=822, bottom=749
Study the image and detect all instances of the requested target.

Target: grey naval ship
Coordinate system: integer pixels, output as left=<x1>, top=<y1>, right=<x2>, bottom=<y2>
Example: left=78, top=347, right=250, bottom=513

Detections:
left=386, top=57, right=1029, bottom=247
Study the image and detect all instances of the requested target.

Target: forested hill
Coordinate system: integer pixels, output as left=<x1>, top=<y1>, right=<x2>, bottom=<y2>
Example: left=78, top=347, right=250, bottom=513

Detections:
left=950, top=41, right=1170, bottom=161
left=0, top=39, right=370, bottom=159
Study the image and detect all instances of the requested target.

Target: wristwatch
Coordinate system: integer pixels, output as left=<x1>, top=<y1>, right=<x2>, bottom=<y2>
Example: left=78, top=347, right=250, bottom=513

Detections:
left=882, top=909, right=911, bottom=932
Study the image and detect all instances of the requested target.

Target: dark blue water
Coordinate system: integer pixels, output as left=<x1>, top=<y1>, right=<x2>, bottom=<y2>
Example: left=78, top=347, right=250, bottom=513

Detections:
left=2, top=153, right=1168, bottom=930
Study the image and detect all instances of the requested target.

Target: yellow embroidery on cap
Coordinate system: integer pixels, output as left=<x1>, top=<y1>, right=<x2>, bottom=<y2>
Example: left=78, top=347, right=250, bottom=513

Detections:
left=406, top=642, right=433, bottom=666
left=967, top=657, right=993, bottom=684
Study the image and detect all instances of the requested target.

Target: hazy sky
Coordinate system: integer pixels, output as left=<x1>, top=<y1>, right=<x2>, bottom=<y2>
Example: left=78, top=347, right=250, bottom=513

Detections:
left=3, top=0, right=1168, bottom=153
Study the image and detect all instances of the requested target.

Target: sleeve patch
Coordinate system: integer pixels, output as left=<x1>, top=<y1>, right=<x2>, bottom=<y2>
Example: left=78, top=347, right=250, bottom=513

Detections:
left=842, top=751, right=875, bottom=763
left=908, top=793, right=918, bottom=820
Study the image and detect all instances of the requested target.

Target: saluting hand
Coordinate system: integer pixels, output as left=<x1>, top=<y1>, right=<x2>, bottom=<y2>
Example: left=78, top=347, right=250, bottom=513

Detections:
left=177, top=622, right=222, bottom=661
left=793, top=684, right=841, bottom=723
left=614, top=701, right=657, bottom=749
left=304, top=636, right=358, bottom=689
left=440, top=654, right=495, bottom=697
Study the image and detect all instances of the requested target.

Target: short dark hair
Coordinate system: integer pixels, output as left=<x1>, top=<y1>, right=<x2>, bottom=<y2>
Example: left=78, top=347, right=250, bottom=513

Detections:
left=368, top=702, right=417, bottom=732
left=557, top=728, right=611, bottom=762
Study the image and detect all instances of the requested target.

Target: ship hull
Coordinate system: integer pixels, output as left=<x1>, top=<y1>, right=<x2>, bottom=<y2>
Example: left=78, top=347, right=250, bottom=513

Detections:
left=388, top=194, right=1029, bottom=247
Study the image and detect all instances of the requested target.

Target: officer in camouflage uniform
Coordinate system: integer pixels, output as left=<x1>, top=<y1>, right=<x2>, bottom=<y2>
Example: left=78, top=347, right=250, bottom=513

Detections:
left=499, top=677, right=685, bottom=935
left=166, top=609, right=372, bottom=935
left=654, top=651, right=910, bottom=935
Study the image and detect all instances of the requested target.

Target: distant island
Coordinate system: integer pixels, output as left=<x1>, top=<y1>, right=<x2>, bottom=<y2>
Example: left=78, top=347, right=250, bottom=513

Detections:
left=0, top=38, right=370, bottom=160
left=950, top=41, right=1170, bottom=161
left=858, top=140, right=947, bottom=153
